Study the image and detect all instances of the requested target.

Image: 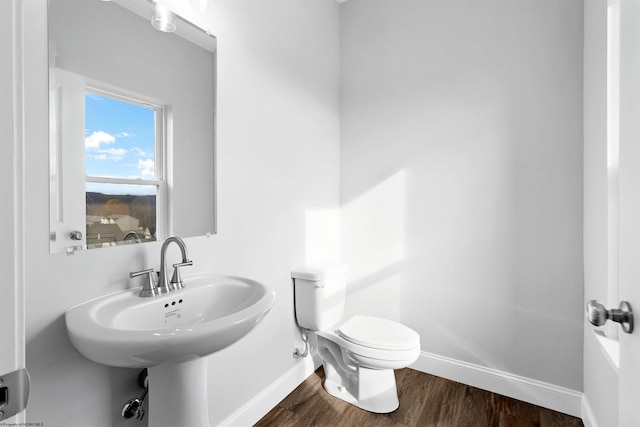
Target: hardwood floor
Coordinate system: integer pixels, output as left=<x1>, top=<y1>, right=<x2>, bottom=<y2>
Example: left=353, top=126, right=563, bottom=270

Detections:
left=255, top=367, right=584, bottom=427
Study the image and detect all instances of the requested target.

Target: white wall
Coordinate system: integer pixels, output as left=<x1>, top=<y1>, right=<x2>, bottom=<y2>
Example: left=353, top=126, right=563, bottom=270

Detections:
left=340, top=0, right=584, bottom=392
left=23, top=0, right=339, bottom=426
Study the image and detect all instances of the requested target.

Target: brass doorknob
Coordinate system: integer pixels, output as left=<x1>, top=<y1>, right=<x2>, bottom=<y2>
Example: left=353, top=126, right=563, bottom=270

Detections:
left=586, top=300, right=634, bottom=334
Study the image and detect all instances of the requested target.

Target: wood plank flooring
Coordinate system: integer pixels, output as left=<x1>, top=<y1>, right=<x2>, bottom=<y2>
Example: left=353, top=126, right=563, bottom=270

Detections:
left=255, top=367, right=584, bottom=427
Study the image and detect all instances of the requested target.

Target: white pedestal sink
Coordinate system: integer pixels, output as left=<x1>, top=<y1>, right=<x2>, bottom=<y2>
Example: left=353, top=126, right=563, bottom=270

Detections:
left=65, top=274, right=275, bottom=426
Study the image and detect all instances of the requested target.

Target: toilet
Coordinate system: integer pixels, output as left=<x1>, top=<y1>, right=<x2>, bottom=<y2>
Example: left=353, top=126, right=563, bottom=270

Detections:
left=292, top=265, right=420, bottom=413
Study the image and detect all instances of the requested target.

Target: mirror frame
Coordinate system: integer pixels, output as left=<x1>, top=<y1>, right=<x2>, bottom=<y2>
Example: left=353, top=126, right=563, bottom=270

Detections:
left=48, top=0, right=217, bottom=254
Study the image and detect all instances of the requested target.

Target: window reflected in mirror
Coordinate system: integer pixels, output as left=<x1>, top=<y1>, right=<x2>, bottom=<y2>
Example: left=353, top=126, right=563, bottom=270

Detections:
left=84, top=90, right=165, bottom=249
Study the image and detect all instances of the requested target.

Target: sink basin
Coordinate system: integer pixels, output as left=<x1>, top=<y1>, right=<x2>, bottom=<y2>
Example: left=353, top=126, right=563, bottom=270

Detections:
left=66, top=272, right=275, bottom=426
left=65, top=274, right=276, bottom=368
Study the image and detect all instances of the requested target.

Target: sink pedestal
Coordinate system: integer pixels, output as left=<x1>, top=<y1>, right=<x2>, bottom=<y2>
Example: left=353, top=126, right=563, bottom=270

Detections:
left=148, top=358, right=209, bottom=427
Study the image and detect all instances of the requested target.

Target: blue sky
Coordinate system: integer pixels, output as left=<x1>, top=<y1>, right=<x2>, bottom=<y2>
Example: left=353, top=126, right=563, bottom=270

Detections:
left=85, top=92, right=155, bottom=179
left=85, top=92, right=157, bottom=195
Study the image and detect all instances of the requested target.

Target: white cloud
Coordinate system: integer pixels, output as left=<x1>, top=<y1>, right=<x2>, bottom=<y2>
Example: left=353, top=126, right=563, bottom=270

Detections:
left=131, top=147, right=147, bottom=156
left=86, top=130, right=116, bottom=149
left=102, top=148, right=128, bottom=156
left=92, top=154, right=108, bottom=160
left=95, top=147, right=128, bottom=161
left=137, top=158, right=154, bottom=178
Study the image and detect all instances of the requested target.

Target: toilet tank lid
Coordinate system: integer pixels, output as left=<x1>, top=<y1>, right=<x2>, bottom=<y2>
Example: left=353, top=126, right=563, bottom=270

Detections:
left=291, top=264, right=347, bottom=281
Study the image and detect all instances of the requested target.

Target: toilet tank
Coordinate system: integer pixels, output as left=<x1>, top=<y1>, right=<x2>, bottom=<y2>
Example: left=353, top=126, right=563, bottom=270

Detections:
left=292, top=264, right=347, bottom=331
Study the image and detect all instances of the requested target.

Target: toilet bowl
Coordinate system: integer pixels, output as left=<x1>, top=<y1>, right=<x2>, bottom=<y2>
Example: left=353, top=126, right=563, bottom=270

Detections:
left=316, top=315, right=420, bottom=412
left=292, top=265, right=421, bottom=413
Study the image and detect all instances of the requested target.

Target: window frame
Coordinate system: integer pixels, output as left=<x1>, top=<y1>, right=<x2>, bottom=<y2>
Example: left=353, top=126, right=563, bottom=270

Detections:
left=84, top=84, right=169, bottom=243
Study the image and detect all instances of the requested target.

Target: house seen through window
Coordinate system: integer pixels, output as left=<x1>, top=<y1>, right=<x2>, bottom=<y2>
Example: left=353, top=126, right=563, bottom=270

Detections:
left=84, top=90, right=165, bottom=249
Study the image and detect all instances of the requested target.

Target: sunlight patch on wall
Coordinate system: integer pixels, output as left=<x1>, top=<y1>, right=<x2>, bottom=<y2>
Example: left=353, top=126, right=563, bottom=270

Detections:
left=341, top=170, right=406, bottom=287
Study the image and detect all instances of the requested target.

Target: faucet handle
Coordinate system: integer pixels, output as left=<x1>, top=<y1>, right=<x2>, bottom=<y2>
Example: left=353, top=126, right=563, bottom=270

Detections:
left=130, top=268, right=160, bottom=298
left=173, top=261, right=193, bottom=268
left=170, top=261, right=193, bottom=290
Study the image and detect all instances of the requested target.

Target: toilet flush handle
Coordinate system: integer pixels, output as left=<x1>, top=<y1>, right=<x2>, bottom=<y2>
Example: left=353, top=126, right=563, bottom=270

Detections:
left=586, top=300, right=634, bottom=333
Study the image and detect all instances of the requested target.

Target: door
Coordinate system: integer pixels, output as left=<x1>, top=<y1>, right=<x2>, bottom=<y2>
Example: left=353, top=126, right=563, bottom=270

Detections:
left=584, top=1, right=640, bottom=426
left=0, top=0, right=27, bottom=422
left=616, top=0, right=640, bottom=425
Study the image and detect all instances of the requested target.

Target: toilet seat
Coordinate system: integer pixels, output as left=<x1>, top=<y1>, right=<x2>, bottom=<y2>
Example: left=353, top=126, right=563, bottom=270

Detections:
left=316, top=315, right=421, bottom=369
left=338, top=315, right=420, bottom=351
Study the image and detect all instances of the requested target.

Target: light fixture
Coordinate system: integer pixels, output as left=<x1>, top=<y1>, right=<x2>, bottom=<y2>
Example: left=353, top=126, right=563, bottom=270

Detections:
left=151, top=3, right=177, bottom=33
left=190, top=0, right=213, bottom=13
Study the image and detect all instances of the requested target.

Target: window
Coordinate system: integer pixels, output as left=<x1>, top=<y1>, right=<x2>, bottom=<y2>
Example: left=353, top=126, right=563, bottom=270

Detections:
left=84, top=89, right=166, bottom=249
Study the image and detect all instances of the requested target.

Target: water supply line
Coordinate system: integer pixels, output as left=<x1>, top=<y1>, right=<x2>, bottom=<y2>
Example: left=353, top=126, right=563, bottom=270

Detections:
left=121, top=369, right=149, bottom=421
left=293, top=328, right=310, bottom=358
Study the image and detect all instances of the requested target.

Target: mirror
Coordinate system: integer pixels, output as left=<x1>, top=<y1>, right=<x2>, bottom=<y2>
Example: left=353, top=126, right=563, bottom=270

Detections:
left=48, top=0, right=216, bottom=253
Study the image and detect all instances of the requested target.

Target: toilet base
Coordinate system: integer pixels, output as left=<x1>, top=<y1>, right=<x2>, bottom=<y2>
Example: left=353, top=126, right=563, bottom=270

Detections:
left=323, top=363, right=399, bottom=413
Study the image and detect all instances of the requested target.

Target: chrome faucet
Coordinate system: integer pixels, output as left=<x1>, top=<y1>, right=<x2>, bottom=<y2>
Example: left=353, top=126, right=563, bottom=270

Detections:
left=158, top=236, right=193, bottom=294
left=129, top=236, right=193, bottom=297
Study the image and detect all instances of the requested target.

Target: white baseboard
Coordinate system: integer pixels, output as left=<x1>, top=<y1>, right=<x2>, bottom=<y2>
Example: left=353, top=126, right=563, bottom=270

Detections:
left=410, top=351, right=583, bottom=418
left=581, top=395, right=598, bottom=427
left=218, top=351, right=322, bottom=427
